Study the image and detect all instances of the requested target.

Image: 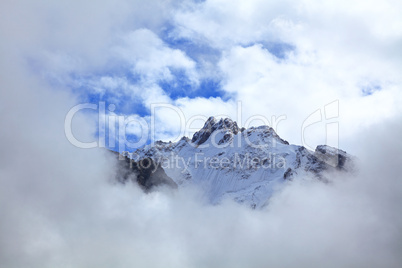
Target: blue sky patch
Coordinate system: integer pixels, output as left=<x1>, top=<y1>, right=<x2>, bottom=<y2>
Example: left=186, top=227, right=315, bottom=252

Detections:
left=243, top=41, right=296, bottom=59
left=160, top=25, right=222, bottom=64
left=262, top=42, right=295, bottom=59
left=159, top=68, right=224, bottom=99
left=361, top=83, right=382, bottom=96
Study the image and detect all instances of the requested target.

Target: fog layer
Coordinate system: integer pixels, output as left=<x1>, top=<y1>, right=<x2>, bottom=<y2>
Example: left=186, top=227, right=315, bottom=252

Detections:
left=1, top=0, right=401, bottom=267
left=0, top=64, right=401, bottom=267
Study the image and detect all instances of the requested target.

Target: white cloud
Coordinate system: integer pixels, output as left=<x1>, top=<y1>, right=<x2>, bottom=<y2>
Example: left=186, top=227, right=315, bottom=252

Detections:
left=83, top=0, right=402, bottom=152
left=173, top=0, right=297, bottom=48
left=1, top=0, right=402, bottom=267
left=168, top=0, right=402, bottom=151
left=114, top=28, right=199, bottom=84
left=152, top=97, right=238, bottom=141
left=1, top=66, right=402, bottom=266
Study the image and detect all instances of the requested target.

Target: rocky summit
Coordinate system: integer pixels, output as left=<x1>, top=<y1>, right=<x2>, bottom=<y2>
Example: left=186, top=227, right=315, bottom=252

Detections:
left=119, top=117, right=353, bottom=209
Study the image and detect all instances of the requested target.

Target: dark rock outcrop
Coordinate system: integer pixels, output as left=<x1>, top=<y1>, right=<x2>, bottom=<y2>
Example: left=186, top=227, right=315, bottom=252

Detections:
left=111, top=151, right=177, bottom=191
left=314, top=145, right=350, bottom=170
left=191, top=117, right=240, bottom=146
left=283, top=168, right=294, bottom=180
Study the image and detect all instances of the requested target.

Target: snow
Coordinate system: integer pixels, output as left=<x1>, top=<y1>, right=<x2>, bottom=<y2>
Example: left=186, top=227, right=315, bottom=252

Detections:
left=124, top=117, right=351, bottom=208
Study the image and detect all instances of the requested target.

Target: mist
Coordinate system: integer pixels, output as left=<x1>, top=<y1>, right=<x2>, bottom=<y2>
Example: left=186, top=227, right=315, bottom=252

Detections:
left=1, top=0, right=402, bottom=267
left=1, top=66, right=401, bottom=267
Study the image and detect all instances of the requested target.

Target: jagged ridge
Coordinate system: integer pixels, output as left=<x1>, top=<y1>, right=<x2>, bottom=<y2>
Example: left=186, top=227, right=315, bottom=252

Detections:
left=120, top=117, right=353, bottom=208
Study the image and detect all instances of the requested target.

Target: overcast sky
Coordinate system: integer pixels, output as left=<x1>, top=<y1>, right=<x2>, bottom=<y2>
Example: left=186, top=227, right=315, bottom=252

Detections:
left=1, top=0, right=402, bottom=267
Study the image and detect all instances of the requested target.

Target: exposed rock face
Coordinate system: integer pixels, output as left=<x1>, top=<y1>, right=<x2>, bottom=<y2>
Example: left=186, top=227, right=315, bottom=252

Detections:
left=283, top=167, right=294, bottom=180
left=314, top=145, right=351, bottom=170
left=112, top=151, right=177, bottom=191
left=191, top=117, right=240, bottom=146
left=121, top=117, right=353, bottom=208
left=133, top=158, right=178, bottom=191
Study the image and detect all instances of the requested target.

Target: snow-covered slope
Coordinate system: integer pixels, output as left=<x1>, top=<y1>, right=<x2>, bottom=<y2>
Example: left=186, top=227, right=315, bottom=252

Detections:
left=123, top=117, right=352, bottom=208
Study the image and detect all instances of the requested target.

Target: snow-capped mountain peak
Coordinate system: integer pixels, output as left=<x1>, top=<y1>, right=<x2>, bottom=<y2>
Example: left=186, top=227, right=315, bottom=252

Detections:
left=121, top=117, right=353, bottom=208
left=191, top=116, right=241, bottom=146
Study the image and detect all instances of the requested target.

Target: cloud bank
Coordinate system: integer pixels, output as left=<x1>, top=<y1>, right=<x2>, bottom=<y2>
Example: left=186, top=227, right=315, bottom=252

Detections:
left=1, top=0, right=402, bottom=267
left=3, top=0, right=401, bottom=150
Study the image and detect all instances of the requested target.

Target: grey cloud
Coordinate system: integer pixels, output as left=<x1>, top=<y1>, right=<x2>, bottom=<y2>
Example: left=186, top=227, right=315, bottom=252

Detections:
left=1, top=0, right=401, bottom=267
